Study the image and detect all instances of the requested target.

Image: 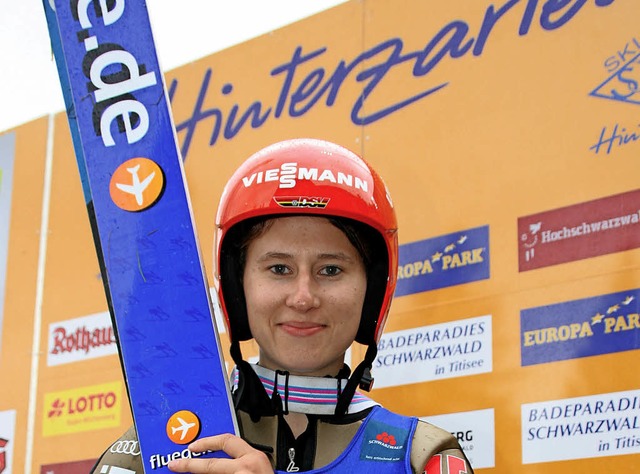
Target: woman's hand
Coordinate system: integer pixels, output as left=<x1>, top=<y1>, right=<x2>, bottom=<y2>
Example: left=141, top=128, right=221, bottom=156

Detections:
left=168, top=433, right=274, bottom=473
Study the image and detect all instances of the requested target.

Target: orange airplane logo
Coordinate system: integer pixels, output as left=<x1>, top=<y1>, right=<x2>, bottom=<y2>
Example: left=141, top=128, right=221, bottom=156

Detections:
left=109, top=157, right=164, bottom=211
left=166, top=410, right=201, bottom=445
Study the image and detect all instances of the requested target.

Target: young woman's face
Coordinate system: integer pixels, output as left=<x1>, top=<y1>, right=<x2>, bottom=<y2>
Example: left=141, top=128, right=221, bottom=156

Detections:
left=243, top=216, right=367, bottom=376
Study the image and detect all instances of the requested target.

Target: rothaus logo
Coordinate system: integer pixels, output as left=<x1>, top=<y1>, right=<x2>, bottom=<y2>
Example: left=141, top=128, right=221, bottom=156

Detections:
left=50, top=324, right=115, bottom=356
left=242, top=162, right=369, bottom=192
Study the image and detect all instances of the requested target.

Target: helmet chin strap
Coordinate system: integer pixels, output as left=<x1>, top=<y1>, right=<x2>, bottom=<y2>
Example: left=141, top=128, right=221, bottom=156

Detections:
left=334, top=343, right=377, bottom=417
left=229, top=339, right=245, bottom=367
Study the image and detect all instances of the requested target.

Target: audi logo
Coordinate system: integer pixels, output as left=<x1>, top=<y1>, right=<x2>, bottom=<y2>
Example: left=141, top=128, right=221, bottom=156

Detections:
left=109, top=440, right=141, bottom=456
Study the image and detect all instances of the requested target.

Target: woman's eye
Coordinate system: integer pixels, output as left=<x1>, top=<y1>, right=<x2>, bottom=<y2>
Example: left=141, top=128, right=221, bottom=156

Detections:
left=269, top=264, right=290, bottom=275
left=320, top=265, right=342, bottom=277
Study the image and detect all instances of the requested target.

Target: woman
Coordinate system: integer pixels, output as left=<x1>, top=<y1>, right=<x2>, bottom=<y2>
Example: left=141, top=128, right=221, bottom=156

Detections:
left=92, top=139, right=473, bottom=473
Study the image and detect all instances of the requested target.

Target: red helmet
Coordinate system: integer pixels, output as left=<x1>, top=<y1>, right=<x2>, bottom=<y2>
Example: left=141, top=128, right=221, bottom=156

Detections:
left=214, top=138, right=398, bottom=348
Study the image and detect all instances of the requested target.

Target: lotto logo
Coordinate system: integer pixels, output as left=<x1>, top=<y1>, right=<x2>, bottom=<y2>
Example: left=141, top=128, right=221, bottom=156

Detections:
left=109, top=157, right=164, bottom=211
left=166, top=410, right=201, bottom=445
left=48, top=399, right=64, bottom=417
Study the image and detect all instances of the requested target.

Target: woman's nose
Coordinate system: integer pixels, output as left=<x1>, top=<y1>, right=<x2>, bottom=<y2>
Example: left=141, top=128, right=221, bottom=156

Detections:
left=285, top=274, right=320, bottom=311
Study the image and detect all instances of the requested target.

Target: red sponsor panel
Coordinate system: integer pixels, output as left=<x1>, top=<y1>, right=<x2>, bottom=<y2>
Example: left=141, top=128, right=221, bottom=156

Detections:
left=518, top=189, right=640, bottom=271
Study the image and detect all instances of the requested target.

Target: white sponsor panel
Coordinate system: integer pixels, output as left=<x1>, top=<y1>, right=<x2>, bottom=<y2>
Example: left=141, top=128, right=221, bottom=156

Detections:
left=373, top=315, right=492, bottom=388
left=422, top=408, right=495, bottom=469
left=47, top=311, right=117, bottom=366
left=0, top=409, right=16, bottom=473
left=522, top=389, right=640, bottom=464
left=0, top=132, right=16, bottom=359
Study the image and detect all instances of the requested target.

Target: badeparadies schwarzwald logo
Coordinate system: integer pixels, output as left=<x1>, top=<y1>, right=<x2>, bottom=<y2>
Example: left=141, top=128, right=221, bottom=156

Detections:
left=518, top=189, right=640, bottom=272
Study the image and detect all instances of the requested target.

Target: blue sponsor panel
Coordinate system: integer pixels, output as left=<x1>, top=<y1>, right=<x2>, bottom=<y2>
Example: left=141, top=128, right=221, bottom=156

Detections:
left=395, top=226, right=490, bottom=297
left=521, top=288, right=640, bottom=366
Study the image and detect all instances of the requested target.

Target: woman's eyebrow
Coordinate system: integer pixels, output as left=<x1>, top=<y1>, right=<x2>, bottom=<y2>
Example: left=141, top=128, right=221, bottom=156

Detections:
left=256, top=251, right=293, bottom=262
left=256, top=251, right=356, bottom=262
left=316, top=252, right=356, bottom=262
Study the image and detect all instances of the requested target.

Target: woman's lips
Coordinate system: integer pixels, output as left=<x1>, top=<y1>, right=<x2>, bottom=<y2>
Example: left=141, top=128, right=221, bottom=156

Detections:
left=279, top=322, right=325, bottom=337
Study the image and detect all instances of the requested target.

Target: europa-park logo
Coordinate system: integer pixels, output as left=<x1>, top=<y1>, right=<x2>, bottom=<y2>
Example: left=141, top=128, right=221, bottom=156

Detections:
left=43, top=382, right=122, bottom=436
left=395, top=225, right=490, bottom=297
left=521, top=289, right=640, bottom=366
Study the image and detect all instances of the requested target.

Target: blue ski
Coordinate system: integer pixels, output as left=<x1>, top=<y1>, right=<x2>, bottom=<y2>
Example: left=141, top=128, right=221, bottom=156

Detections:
left=42, top=0, right=238, bottom=471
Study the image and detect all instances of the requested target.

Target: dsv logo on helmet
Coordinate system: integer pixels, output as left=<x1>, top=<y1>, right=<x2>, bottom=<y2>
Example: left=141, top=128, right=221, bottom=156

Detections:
left=109, top=440, right=141, bottom=456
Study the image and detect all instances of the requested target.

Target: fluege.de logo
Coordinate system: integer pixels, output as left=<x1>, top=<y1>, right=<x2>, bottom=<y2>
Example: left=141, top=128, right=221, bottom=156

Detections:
left=109, top=157, right=164, bottom=211
left=521, top=288, right=640, bottom=366
left=518, top=189, right=640, bottom=271
left=166, top=410, right=201, bottom=445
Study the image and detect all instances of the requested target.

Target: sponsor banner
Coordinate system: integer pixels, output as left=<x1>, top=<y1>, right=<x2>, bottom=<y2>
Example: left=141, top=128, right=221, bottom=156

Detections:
left=374, top=315, right=492, bottom=388
left=0, top=132, right=16, bottom=357
left=47, top=311, right=117, bottom=366
left=0, top=410, right=16, bottom=474
left=422, top=408, right=495, bottom=469
left=521, top=288, right=640, bottom=366
left=518, top=189, right=640, bottom=271
left=395, top=226, right=489, bottom=297
left=43, top=382, right=122, bottom=436
left=42, top=0, right=237, bottom=468
left=40, top=459, right=98, bottom=474
left=522, top=389, right=640, bottom=464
